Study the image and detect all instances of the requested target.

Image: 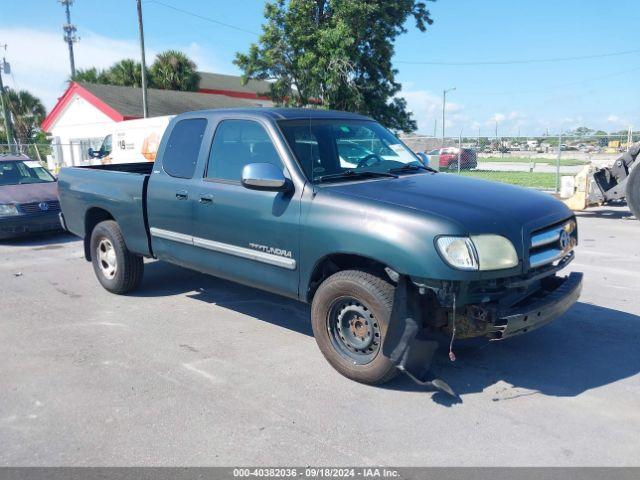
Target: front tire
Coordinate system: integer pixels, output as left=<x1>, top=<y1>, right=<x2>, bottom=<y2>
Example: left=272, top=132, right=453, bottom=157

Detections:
left=90, top=220, right=143, bottom=294
left=311, top=270, right=397, bottom=385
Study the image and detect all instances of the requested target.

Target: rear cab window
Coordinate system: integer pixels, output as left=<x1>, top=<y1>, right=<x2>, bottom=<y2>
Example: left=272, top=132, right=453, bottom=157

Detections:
left=162, top=118, right=208, bottom=179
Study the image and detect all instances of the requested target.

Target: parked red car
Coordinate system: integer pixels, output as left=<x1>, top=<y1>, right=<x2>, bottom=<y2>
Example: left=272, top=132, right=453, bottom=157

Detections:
left=426, top=147, right=477, bottom=170
left=0, top=155, right=62, bottom=239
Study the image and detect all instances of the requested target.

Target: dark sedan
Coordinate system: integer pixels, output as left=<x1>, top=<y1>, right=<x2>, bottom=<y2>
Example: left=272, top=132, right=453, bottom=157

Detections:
left=0, top=155, right=62, bottom=239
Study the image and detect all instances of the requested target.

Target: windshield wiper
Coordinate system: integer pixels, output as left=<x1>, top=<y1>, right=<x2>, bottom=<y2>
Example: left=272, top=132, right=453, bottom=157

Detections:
left=315, top=170, right=398, bottom=183
left=389, top=164, right=438, bottom=174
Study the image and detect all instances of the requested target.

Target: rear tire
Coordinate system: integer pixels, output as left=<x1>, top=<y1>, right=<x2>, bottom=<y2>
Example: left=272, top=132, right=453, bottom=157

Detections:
left=311, top=270, right=398, bottom=385
left=625, top=163, right=640, bottom=220
left=90, top=220, right=144, bottom=294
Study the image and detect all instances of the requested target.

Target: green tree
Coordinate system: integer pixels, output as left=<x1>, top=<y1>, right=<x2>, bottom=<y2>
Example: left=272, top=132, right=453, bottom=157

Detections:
left=71, top=51, right=200, bottom=91
left=571, top=126, right=594, bottom=137
left=149, top=50, right=200, bottom=91
left=5, top=89, right=46, bottom=145
left=106, top=59, right=144, bottom=87
left=234, top=0, right=434, bottom=132
left=72, top=67, right=110, bottom=84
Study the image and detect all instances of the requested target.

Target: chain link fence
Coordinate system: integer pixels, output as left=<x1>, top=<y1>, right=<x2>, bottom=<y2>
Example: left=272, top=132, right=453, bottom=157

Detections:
left=2, top=130, right=637, bottom=191
left=1, top=139, right=105, bottom=173
left=401, top=132, right=637, bottom=191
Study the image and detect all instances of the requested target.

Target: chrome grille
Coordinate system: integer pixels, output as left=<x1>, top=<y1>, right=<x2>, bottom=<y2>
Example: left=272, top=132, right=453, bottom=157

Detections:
left=529, top=219, right=577, bottom=269
left=18, top=200, right=61, bottom=215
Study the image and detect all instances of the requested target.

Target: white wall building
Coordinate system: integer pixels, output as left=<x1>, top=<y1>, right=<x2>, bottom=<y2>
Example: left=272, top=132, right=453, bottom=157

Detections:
left=42, top=76, right=271, bottom=169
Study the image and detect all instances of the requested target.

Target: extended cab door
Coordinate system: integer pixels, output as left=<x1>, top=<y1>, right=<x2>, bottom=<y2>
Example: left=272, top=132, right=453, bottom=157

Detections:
left=192, top=118, right=301, bottom=298
left=146, top=117, right=208, bottom=265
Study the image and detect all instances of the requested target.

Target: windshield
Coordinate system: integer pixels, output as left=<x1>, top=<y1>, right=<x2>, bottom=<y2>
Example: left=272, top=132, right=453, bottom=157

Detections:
left=278, top=119, right=423, bottom=183
left=0, top=160, right=56, bottom=186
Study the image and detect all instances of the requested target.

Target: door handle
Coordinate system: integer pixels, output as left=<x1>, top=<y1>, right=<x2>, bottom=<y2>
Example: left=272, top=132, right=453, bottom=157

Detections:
left=199, top=194, right=214, bottom=204
left=175, top=190, right=188, bottom=200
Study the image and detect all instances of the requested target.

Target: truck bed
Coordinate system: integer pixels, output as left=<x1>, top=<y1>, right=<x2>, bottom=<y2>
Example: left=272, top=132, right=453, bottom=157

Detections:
left=58, top=163, right=153, bottom=257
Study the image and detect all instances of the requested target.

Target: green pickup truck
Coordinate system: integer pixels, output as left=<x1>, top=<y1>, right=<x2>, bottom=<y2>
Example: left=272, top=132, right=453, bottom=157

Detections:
left=58, top=108, right=582, bottom=391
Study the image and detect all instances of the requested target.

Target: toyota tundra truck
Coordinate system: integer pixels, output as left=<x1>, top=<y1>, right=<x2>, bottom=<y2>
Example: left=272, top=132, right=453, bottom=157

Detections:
left=58, top=108, right=582, bottom=390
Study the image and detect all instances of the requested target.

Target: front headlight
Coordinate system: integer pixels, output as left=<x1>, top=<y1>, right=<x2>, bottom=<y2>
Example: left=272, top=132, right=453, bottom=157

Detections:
left=0, top=204, right=19, bottom=216
left=470, top=234, right=519, bottom=270
left=436, top=235, right=518, bottom=271
left=436, top=236, right=478, bottom=270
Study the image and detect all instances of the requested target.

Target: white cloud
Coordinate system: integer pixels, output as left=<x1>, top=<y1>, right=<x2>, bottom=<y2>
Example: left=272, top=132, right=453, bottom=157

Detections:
left=491, top=113, right=506, bottom=123
left=401, top=88, right=467, bottom=135
left=605, top=114, right=631, bottom=128
left=0, top=27, right=231, bottom=110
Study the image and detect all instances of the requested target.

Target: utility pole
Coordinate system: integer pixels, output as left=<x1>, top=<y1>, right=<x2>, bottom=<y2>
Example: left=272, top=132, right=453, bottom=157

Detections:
left=60, top=0, right=78, bottom=78
left=442, top=87, right=455, bottom=143
left=0, top=46, right=15, bottom=152
left=136, top=0, right=149, bottom=118
left=556, top=131, right=562, bottom=193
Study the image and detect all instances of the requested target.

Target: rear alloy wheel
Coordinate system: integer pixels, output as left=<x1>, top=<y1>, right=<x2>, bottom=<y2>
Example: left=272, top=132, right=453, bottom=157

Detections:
left=311, top=270, right=397, bottom=385
left=96, top=238, right=118, bottom=280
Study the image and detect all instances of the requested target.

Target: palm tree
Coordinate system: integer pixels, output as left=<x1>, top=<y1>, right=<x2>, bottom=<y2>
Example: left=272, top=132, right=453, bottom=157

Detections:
left=5, top=89, right=46, bottom=145
left=71, top=67, right=110, bottom=84
left=106, top=59, right=144, bottom=87
left=150, top=50, right=200, bottom=91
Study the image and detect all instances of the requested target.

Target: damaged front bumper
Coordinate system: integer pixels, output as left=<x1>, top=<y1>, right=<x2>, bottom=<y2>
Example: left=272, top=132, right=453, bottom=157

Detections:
left=489, top=271, right=583, bottom=340
left=382, top=271, right=582, bottom=395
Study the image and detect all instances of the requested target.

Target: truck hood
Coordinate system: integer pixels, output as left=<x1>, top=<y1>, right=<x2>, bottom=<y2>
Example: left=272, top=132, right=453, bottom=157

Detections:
left=0, top=182, right=59, bottom=204
left=323, top=173, right=572, bottom=236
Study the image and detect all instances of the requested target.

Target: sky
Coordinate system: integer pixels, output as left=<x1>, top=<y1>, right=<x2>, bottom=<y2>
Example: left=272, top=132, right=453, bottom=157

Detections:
left=1, top=0, right=639, bottom=136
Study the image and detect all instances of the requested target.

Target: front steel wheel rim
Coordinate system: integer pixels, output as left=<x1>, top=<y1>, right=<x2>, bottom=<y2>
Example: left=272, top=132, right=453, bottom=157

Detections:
left=97, top=238, right=117, bottom=279
left=327, top=297, right=381, bottom=365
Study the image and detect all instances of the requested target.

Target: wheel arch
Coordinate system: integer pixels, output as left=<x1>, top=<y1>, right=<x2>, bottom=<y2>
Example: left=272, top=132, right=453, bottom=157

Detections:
left=83, top=207, right=115, bottom=261
left=305, top=252, right=397, bottom=303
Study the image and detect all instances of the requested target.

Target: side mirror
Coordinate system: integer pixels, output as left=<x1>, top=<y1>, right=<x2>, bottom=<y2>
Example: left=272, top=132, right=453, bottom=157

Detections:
left=241, top=163, right=290, bottom=191
left=88, top=147, right=96, bottom=158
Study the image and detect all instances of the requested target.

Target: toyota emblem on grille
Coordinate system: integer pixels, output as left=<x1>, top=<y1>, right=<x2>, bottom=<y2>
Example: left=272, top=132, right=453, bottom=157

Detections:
left=38, top=202, right=49, bottom=211
left=559, top=230, right=570, bottom=251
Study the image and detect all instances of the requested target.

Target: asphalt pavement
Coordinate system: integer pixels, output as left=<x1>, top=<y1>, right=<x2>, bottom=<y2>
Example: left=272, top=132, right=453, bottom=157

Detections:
left=1, top=205, right=638, bottom=466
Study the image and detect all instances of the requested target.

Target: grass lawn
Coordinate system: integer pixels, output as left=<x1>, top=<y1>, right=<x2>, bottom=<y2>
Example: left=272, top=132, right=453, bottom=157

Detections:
left=478, top=156, right=587, bottom=166
left=457, top=170, right=557, bottom=189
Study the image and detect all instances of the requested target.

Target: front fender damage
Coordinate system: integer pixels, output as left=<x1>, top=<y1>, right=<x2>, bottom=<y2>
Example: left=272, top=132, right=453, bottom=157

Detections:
left=382, top=275, right=456, bottom=397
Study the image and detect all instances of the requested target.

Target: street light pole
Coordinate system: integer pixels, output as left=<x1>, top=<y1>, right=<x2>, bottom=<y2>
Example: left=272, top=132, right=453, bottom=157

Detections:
left=442, top=87, right=456, bottom=142
left=136, top=0, right=149, bottom=118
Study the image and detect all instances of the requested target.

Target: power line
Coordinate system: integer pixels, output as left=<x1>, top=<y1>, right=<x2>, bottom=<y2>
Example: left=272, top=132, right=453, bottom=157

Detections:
left=144, top=1, right=639, bottom=72
left=147, top=0, right=259, bottom=36
left=397, top=48, right=640, bottom=66
left=462, top=65, right=640, bottom=96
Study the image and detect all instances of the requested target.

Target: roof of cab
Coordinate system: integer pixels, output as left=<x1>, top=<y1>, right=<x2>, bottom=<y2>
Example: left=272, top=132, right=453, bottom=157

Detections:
left=0, top=154, right=32, bottom=163
left=177, top=107, right=372, bottom=122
